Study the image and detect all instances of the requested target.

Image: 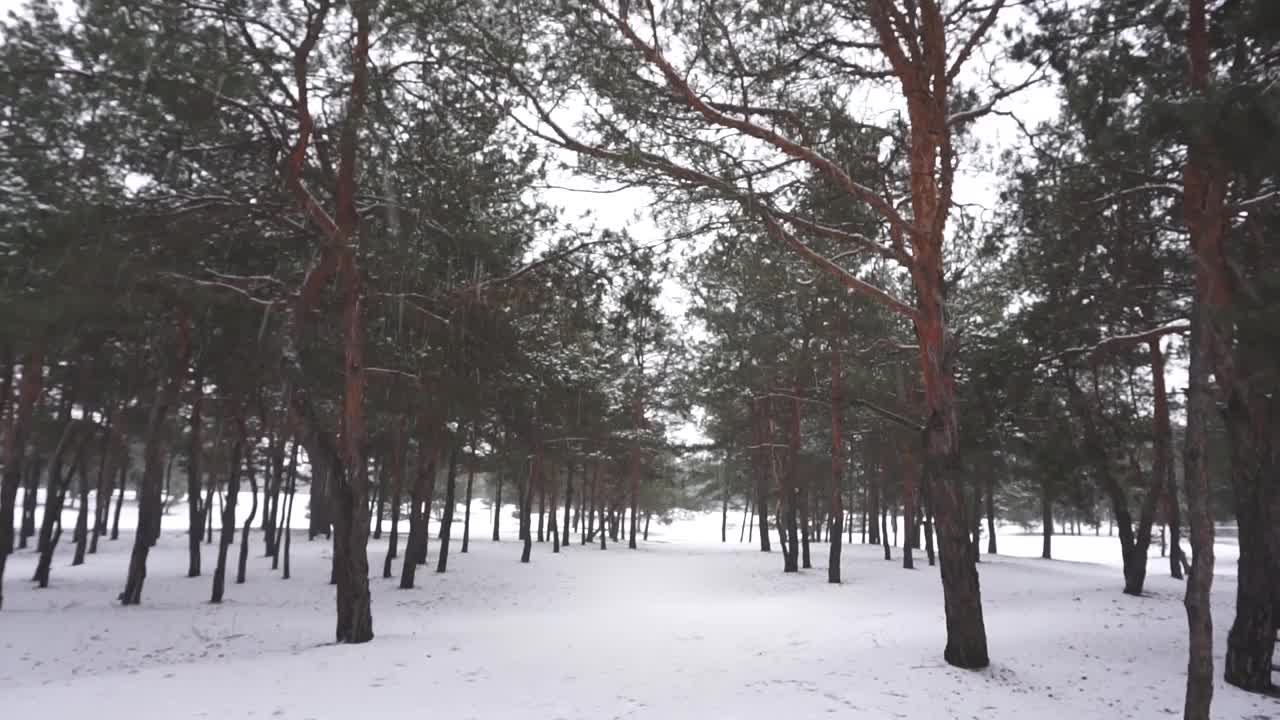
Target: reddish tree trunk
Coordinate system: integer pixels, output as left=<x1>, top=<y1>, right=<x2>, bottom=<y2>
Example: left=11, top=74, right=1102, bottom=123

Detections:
left=1181, top=1, right=1224, bottom=713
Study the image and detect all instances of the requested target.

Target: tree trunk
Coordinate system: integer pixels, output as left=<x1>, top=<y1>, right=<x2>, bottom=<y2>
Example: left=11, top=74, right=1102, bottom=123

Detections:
left=720, top=463, right=729, bottom=543
left=561, top=460, right=573, bottom=548
left=550, top=464, right=561, bottom=554
left=382, top=418, right=406, bottom=576
left=829, top=348, right=844, bottom=583
left=493, top=470, right=504, bottom=542
left=1041, top=479, right=1053, bottom=560
left=372, top=456, right=386, bottom=541
left=881, top=505, right=891, bottom=561
left=536, top=472, right=546, bottom=543
left=35, top=421, right=81, bottom=585
left=1182, top=304, right=1217, bottom=719
left=235, top=441, right=259, bottom=585
left=901, top=441, right=918, bottom=571
left=782, top=393, right=801, bottom=573
left=21, top=455, right=45, bottom=550
left=626, top=395, right=641, bottom=550
left=0, top=347, right=43, bottom=610
left=278, top=439, right=298, bottom=575
left=1221, top=223, right=1278, bottom=693
left=210, top=436, right=242, bottom=604
left=122, top=312, right=191, bottom=606
left=187, top=368, right=204, bottom=577
left=521, top=446, right=542, bottom=563
left=71, top=448, right=91, bottom=567
left=111, top=461, right=126, bottom=541
left=400, top=420, right=437, bottom=589
left=462, top=428, right=476, bottom=554
left=262, top=431, right=282, bottom=560
left=752, top=399, right=772, bottom=552
left=868, top=456, right=881, bottom=546
left=985, top=474, right=997, bottom=555
left=436, top=441, right=460, bottom=573
left=1180, top=1, right=1224, bottom=713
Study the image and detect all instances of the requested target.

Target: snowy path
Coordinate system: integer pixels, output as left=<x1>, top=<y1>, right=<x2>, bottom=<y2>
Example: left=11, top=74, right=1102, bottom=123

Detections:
left=0, top=509, right=1273, bottom=719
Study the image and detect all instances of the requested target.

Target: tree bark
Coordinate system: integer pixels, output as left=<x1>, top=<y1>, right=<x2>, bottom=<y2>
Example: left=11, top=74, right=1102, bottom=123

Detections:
left=462, top=427, right=476, bottom=554
left=384, top=416, right=406, bottom=576
left=187, top=365, right=203, bottom=577
left=1041, top=478, right=1053, bottom=560
left=561, top=459, right=573, bottom=549
left=400, top=419, right=437, bottom=589
left=122, top=310, right=192, bottom=605
left=985, top=474, right=997, bottom=555
left=281, top=440, right=299, bottom=579
left=210, top=434, right=242, bottom=604
left=829, top=348, right=844, bottom=583
left=629, top=395, right=642, bottom=550
left=35, top=420, right=81, bottom=586
left=752, top=399, right=772, bottom=552
left=0, top=347, right=43, bottom=610
left=71, top=443, right=92, bottom=567
left=236, top=439, right=259, bottom=585
left=436, top=441, right=460, bottom=573
left=521, top=446, right=542, bottom=563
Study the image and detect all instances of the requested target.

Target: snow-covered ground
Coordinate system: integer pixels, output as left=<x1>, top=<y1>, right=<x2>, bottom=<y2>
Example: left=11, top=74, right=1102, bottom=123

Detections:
left=0, top=497, right=1272, bottom=719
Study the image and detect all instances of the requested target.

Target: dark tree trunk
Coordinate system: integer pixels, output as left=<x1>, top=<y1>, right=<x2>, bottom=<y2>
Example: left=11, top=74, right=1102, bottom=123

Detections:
left=629, top=395, right=642, bottom=550
left=586, top=458, right=599, bottom=545
left=985, top=474, right=997, bottom=555
left=536, top=474, right=546, bottom=543
left=34, top=420, right=81, bottom=587
left=281, top=440, right=298, bottom=579
left=1222, top=346, right=1278, bottom=691
left=881, top=505, right=891, bottom=561
left=436, top=441, right=460, bottom=573
left=122, top=312, right=191, bottom=606
left=1041, top=479, right=1053, bottom=560
left=262, top=430, right=282, bottom=560
left=71, top=449, right=91, bottom=567
left=2, top=346, right=42, bottom=610
left=187, top=370, right=204, bottom=577
left=462, top=429, right=476, bottom=554
left=88, top=407, right=116, bottom=556
left=21, top=456, right=44, bottom=550
left=901, top=443, right=917, bottom=571
left=970, top=484, right=981, bottom=564
left=561, top=460, right=573, bottom=549
left=752, top=399, right=772, bottom=552
left=782, top=393, right=801, bottom=573
left=721, top=465, right=729, bottom=543
left=210, top=436, right=242, bottom=604
left=868, top=456, right=881, bottom=546
left=372, top=456, right=386, bottom=541
left=550, top=465, right=561, bottom=554
left=400, top=421, right=437, bottom=589
left=1182, top=303, right=1217, bottom=718
left=829, top=348, right=844, bottom=583
left=492, top=470, right=503, bottom=542
left=521, top=447, right=542, bottom=564
left=235, top=442, right=259, bottom=585
left=383, top=417, right=406, bottom=576
left=110, top=461, right=126, bottom=541
left=740, top=494, right=751, bottom=544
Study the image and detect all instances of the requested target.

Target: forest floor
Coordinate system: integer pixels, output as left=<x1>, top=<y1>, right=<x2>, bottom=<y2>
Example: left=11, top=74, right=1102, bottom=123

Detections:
left=0, top=500, right=1273, bottom=720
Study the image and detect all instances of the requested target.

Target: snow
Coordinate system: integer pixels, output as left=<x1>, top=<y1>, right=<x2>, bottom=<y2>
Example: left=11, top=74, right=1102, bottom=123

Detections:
left=1, top=498, right=1273, bottom=720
